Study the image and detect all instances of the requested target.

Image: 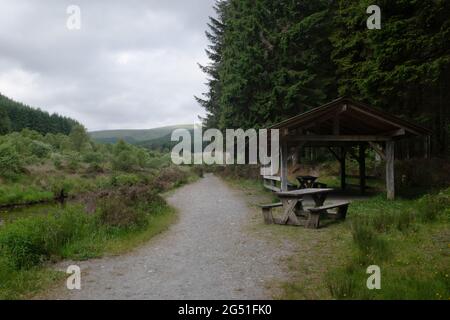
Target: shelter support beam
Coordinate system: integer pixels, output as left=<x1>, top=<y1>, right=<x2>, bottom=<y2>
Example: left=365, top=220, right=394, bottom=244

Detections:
left=386, top=141, right=395, bottom=200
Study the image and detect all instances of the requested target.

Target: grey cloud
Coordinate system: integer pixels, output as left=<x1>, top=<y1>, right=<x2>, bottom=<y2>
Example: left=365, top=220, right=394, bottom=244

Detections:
left=0, top=0, right=215, bottom=130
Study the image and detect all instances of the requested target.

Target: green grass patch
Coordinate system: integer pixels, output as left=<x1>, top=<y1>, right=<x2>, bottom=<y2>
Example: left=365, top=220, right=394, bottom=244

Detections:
left=325, top=190, right=450, bottom=300
left=0, top=199, right=177, bottom=299
left=0, top=184, right=54, bottom=207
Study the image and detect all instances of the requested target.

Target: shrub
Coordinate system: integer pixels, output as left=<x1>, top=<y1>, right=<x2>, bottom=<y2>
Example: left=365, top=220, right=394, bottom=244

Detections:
left=30, top=141, right=52, bottom=158
left=416, top=191, right=450, bottom=222
left=110, top=174, right=141, bottom=187
left=152, top=167, right=188, bottom=191
left=97, top=194, right=146, bottom=228
left=0, top=143, right=23, bottom=178
left=112, top=151, right=139, bottom=172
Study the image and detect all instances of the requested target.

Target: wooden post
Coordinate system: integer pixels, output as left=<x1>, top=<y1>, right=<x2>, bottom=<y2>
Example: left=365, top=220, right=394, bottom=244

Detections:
left=340, top=147, right=347, bottom=190
left=359, top=144, right=366, bottom=194
left=386, top=141, right=395, bottom=200
left=281, top=140, right=288, bottom=191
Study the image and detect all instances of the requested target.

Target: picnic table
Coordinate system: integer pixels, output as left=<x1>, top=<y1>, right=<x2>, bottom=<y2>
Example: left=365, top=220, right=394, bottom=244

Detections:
left=296, top=175, right=318, bottom=189
left=259, top=188, right=350, bottom=228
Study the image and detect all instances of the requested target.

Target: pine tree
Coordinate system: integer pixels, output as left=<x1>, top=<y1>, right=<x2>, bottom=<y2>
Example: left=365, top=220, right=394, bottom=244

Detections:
left=196, top=0, right=229, bottom=128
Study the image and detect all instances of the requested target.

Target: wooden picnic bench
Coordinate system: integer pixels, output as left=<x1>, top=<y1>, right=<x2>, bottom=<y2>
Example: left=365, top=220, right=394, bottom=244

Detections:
left=263, top=176, right=297, bottom=192
left=259, top=188, right=350, bottom=229
left=259, top=200, right=304, bottom=225
left=307, top=201, right=350, bottom=229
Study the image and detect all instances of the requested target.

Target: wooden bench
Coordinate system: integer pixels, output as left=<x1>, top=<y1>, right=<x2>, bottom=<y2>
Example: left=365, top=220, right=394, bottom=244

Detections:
left=259, top=202, right=283, bottom=224
left=307, top=201, right=350, bottom=229
left=263, top=176, right=297, bottom=192
left=259, top=200, right=305, bottom=224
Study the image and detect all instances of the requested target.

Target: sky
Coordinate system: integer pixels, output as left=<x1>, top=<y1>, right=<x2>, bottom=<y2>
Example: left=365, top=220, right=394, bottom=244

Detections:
left=0, top=0, right=215, bottom=131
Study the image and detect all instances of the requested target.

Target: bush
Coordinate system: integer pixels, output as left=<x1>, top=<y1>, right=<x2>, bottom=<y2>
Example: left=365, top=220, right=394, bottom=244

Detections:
left=152, top=167, right=188, bottom=191
left=416, top=191, right=450, bottom=222
left=30, top=141, right=52, bottom=158
left=0, top=143, right=23, bottom=178
left=110, top=174, right=141, bottom=187
left=97, top=191, right=151, bottom=228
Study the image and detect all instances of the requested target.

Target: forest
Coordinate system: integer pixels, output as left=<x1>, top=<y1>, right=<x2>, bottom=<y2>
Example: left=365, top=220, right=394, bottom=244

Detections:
left=197, top=0, right=450, bottom=155
left=0, top=93, right=80, bottom=135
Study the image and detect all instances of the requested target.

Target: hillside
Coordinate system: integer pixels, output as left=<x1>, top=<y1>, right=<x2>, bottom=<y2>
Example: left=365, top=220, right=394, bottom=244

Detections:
left=90, top=124, right=194, bottom=149
left=0, top=93, right=80, bottom=135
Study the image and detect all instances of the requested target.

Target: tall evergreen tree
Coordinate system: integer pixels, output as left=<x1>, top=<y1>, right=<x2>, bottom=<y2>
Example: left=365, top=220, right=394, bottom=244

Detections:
left=196, top=0, right=229, bottom=128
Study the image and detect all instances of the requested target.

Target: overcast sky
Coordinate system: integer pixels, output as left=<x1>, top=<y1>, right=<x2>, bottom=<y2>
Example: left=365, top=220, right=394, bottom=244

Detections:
left=0, top=0, right=215, bottom=131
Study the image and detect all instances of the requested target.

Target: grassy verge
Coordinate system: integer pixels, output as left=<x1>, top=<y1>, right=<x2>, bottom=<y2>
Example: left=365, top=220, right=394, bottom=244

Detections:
left=0, top=201, right=177, bottom=300
left=0, top=166, right=197, bottom=300
left=216, top=171, right=450, bottom=300
left=326, top=193, right=450, bottom=300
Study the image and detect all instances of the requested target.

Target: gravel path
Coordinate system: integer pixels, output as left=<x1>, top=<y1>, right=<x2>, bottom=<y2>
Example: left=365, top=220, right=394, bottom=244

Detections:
left=44, top=174, right=288, bottom=300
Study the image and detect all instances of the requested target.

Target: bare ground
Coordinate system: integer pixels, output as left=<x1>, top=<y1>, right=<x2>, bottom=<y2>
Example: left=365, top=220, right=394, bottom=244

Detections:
left=40, top=174, right=294, bottom=300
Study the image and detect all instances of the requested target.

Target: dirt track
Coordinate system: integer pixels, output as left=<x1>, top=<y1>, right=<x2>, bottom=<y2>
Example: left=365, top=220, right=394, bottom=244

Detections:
left=43, top=174, right=289, bottom=299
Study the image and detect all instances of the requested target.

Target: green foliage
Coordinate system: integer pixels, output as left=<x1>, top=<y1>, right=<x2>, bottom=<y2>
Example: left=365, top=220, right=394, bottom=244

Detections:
left=98, top=195, right=147, bottom=228
left=0, top=143, right=23, bottom=178
left=0, top=106, right=11, bottom=134
left=0, top=185, right=54, bottom=207
left=0, top=93, right=80, bottom=135
left=0, top=206, right=94, bottom=269
left=326, top=190, right=450, bottom=300
left=30, top=140, right=52, bottom=158
left=69, top=125, right=89, bottom=152
left=200, top=0, right=450, bottom=155
left=110, top=174, right=141, bottom=187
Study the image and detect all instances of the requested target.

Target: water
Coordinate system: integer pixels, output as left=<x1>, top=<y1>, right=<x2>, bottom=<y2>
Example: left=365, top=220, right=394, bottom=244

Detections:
left=0, top=201, right=67, bottom=226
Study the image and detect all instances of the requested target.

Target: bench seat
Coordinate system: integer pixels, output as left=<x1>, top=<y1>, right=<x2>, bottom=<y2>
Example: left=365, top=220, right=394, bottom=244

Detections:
left=259, top=202, right=283, bottom=224
left=307, top=201, right=350, bottom=229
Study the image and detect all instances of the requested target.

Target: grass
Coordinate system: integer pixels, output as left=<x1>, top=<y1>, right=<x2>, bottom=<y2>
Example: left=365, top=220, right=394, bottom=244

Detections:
left=324, top=192, right=450, bottom=300
left=0, top=199, right=177, bottom=299
left=0, top=184, right=54, bottom=207
left=219, top=172, right=450, bottom=300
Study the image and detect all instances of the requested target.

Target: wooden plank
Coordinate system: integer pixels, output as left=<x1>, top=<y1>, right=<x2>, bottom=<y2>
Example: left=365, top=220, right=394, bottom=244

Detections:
left=263, top=184, right=281, bottom=192
left=287, top=135, right=392, bottom=142
left=280, top=140, right=288, bottom=191
left=276, top=188, right=333, bottom=198
left=340, top=147, right=346, bottom=190
left=359, top=144, right=366, bottom=194
left=386, top=141, right=395, bottom=200
left=309, top=201, right=350, bottom=212
left=263, top=175, right=281, bottom=181
left=385, top=128, right=406, bottom=137
left=259, top=202, right=283, bottom=209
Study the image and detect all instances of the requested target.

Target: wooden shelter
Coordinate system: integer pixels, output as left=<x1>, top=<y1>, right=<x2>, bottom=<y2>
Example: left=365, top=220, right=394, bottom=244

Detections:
left=268, top=97, right=432, bottom=199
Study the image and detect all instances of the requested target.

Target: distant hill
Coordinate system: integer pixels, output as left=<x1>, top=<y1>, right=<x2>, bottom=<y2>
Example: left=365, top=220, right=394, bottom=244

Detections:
left=90, top=124, right=195, bottom=150
left=0, top=93, right=81, bottom=135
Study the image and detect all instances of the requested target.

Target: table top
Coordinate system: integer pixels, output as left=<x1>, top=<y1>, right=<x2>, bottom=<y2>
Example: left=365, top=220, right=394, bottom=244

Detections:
left=276, top=188, right=333, bottom=198
left=296, top=175, right=318, bottom=180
